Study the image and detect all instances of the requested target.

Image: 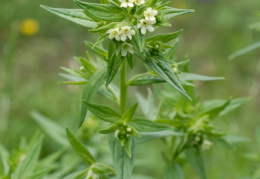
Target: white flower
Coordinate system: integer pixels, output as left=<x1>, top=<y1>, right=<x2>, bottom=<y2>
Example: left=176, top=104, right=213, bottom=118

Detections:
left=134, top=0, right=145, bottom=5
left=120, top=26, right=135, bottom=41
left=107, top=28, right=121, bottom=41
left=119, top=0, right=135, bottom=8
left=144, top=7, right=158, bottom=21
left=121, top=42, right=134, bottom=56
left=137, top=19, right=156, bottom=34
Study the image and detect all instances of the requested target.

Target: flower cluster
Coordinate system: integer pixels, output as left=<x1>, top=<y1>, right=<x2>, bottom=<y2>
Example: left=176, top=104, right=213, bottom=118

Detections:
left=107, top=26, right=135, bottom=42
left=119, top=0, right=145, bottom=8
left=107, top=26, right=135, bottom=56
left=138, top=7, right=158, bottom=34
left=106, top=4, right=158, bottom=56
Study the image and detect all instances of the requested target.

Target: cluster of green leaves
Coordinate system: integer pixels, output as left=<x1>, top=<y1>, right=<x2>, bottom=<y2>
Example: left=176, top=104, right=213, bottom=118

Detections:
left=136, top=83, right=249, bottom=178
left=0, top=134, right=55, bottom=179
left=38, top=0, right=249, bottom=179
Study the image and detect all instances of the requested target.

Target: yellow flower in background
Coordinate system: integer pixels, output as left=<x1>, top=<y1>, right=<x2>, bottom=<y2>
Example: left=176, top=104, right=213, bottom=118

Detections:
left=20, top=19, right=39, bottom=36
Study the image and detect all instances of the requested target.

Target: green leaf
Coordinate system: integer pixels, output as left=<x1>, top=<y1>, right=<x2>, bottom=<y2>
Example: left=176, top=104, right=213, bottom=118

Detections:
left=122, top=104, right=138, bottom=123
left=107, top=52, right=124, bottom=86
left=80, top=68, right=107, bottom=126
left=147, top=0, right=158, bottom=8
left=66, top=128, right=95, bottom=165
left=178, top=73, right=224, bottom=81
left=136, top=131, right=183, bottom=144
left=0, top=145, right=8, bottom=177
left=143, top=55, right=190, bottom=99
left=36, top=149, right=64, bottom=170
left=128, top=73, right=164, bottom=86
left=126, top=54, right=133, bottom=69
left=129, top=117, right=172, bottom=132
left=90, top=22, right=118, bottom=33
left=59, top=73, right=87, bottom=82
left=13, top=136, right=43, bottom=179
left=200, top=98, right=248, bottom=119
left=31, top=111, right=69, bottom=146
left=219, top=98, right=249, bottom=116
left=74, top=0, right=124, bottom=22
left=136, top=88, right=157, bottom=120
left=163, top=163, right=184, bottom=179
left=98, top=124, right=118, bottom=134
left=70, top=169, right=88, bottom=179
left=27, top=166, right=56, bottom=179
left=109, top=134, right=135, bottom=179
left=162, top=7, right=195, bottom=19
left=229, top=41, right=260, bottom=60
left=77, top=57, right=96, bottom=74
left=85, top=41, right=108, bottom=61
left=132, top=26, right=145, bottom=52
left=82, top=101, right=121, bottom=123
left=185, top=147, right=207, bottom=179
left=165, top=39, right=179, bottom=60
left=146, top=30, right=182, bottom=43
left=40, top=6, right=97, bottom=28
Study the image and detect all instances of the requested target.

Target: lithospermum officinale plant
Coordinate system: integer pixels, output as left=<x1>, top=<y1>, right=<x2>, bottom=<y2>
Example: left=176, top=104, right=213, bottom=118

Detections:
left=39, top=0, right=248, bottom=178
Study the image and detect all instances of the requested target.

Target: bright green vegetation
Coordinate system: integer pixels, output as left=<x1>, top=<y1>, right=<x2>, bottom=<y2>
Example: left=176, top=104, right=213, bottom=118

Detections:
left=0, top=0, right=260, bottom=178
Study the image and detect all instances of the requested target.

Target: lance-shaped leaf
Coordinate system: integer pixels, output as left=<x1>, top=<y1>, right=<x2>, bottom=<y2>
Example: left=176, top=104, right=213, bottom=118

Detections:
left=162, top=7, right=195, bottom=20
left=122, top=104, right=138, bottom=123
left=80, top=68, right=107, bottom=126
left=132, top=26, right=145, bottom=52
left=200, top=99, right=231, bottom=119
left=66, top=128, right=95, bottom=165
left=40, top=6, right=97, bottom=28
left=229, top=41, right=260, bottom=60
left=201, top=98, right=249, bottom=118
left=85, top=41, right=108, bottom=61
left=74, top=0, right=125, bottom=22
left=89, top=22, right=118, bottom=33
left=129, top=75, right=165, bottom=86
left=109, top=134, right=135, bottom=179
left=31, top=111, right=69, bottom=146
left=185, top=147, right=207, bottom=179
left=83, top=101, right=121, bottom=123
left=136, top=130, right=183, bottom=144
left=107, top=51, right=124, bottom=86
left=13, top=136, right=43, bottom=179
left=143, top=55, right=190, bottom=99
left=146, top=30, right=183, bottom=43
left=165, top=39, right=179, bottom=60
left=27, top=167, right=56, bottom=179
left=178, top=73, right=224, bottom=81
left=129, top=117, right=172, bottom=132
left=219, top=98, right=249, bottom=116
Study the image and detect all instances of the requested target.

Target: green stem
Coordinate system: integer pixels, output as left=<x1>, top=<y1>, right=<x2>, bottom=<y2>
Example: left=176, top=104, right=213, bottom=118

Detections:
left=120, top=60, right=127, bottom=113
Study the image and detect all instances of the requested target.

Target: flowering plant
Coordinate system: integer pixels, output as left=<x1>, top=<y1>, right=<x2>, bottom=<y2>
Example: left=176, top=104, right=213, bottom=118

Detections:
left=29, top=0, right=250, bottom=178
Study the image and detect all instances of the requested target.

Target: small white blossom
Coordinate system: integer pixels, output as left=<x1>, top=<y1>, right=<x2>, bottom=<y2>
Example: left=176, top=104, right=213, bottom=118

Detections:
left=137, top=19, right=156, bottom=34
left=119, top=0, right=135, bottom=8
left=120, top=26, right=135, bottom=41
left=121, top=42, right=134, bottom=56
left=107, top=28, right=121, bottom=41
left=134, top=0, right=145, bottom=5
left=144, top=7, right=158, bottom=21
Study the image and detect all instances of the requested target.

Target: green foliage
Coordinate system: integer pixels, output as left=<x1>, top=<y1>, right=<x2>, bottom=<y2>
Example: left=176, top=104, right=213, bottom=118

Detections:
left=3, top=0, right=251, bottom=178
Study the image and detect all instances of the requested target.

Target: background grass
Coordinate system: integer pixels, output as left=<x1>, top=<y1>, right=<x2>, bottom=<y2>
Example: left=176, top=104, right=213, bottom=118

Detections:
left=0, top=0, right=259, bottom=178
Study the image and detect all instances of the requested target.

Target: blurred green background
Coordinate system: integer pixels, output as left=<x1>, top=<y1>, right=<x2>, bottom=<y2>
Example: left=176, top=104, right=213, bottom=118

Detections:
left=0, top=0, right=260, bottom=178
